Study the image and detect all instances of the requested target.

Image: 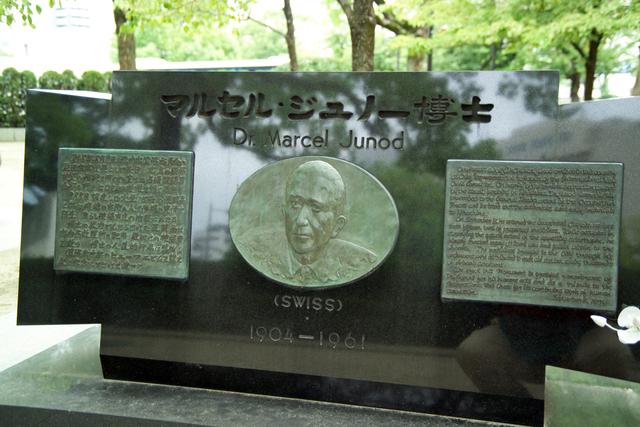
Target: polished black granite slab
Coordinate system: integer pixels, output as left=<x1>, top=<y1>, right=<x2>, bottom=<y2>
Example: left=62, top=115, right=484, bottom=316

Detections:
left=0, top=326, right=515, bottom=427
left=16, top=75, right=640, bottom=425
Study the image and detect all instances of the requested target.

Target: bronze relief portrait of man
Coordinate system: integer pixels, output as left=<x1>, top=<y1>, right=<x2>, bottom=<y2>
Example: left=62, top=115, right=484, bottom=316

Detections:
left=229, top=157, right=399, bottom=289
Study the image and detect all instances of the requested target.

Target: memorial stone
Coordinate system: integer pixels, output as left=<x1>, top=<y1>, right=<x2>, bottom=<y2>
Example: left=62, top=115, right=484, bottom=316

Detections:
left=16, top=74, right=640, bottom=425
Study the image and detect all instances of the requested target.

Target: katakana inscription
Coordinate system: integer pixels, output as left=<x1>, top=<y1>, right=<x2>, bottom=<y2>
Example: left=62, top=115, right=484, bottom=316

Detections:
left=160, top=92, right=493, bottom=124
left=54, top=148, right=194, bottom=280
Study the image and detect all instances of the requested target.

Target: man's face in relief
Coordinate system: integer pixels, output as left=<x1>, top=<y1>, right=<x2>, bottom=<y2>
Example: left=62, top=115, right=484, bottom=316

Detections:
left=284, top=161, right=346, bottom=261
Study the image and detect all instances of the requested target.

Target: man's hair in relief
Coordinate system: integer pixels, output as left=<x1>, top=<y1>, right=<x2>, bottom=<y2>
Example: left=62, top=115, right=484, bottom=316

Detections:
left=286, top=160, right=346, bottom=216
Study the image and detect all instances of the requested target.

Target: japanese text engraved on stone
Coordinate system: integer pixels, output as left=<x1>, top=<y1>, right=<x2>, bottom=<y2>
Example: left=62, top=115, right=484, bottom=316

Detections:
left=229, top=157, right=399, bottom=289
left=54, top=148, right=194, bottom=280
left=442, top=160, right=622, bottom=312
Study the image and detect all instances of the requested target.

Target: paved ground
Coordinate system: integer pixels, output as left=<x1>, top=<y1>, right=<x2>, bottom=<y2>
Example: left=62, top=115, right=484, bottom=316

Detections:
left=0, top=248, right=19, bottom=318
left=0, top=141, right=91, bottom=372
left=0, top=141, right=23, bottom=318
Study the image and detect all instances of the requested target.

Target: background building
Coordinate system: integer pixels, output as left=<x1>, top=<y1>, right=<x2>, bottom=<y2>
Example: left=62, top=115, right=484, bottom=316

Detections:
left=0, top=0, right=114, bottom=75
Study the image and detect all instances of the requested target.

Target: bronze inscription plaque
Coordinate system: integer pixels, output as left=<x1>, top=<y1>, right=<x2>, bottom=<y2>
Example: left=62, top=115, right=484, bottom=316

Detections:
left=54, top=148, right=194, bottom=280
left=229, top=157, right=399, bottom=289
left=442, top=160, right=622, bottom=311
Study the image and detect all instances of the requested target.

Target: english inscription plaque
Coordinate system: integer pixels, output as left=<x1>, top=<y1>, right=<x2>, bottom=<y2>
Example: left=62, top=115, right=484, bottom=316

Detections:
left=54, top=148, right=194, bottom=280
left=442, top=160, right=622, bottom=311
left=229, top=156, right=399, bottom=289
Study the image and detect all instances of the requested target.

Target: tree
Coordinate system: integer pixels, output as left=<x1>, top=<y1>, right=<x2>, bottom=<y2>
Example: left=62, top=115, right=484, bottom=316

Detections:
left=136, top=14, right=285, bottom=62
left=282, top=0, right=298, bottom=71
left=512, top=0, right=640, bottom=100
left=247, top=0, right=298, bottom=71
left=375, top=0, right=433, bottom=71
left=383, top=0, right=640, bottom=101
left=336, top=0, right=377, bottom=71
left=387, top=0, right=524, bottom=71
left=111, top=0, right=250, bottom=70
left=114, top=3, right=136, bottom=70
left=632, top=46, right=640, bottom=97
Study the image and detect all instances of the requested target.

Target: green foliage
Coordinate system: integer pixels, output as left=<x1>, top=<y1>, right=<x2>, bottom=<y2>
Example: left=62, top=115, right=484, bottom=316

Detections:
left=37, top=69, right=77, bottom=90
left=0, top=68, right=36, bottom=127
left=0, top=68, right=22, bottom=126
left=60, top=69, right=77, bottom=90
left=509, top=0, right=639, bottom=73
left=103, top=72, right=113, bottom=92
left=378, top=0, right=640, bottom=97
left=374, top=30, right=401, bottom=71
left=113, top=0, right=250, bottom=33
left=21, top=69, right=36, bottom=88
left=0, top=68, right=110, bottom=127
left=77, top=71, right=109, bottom=92
left=111, top=0, right=252, bottom=69
left=0, top=0, right=57, bottom=27
left=38, top=70, right=64, bottom=89
left=383, top=0, right=525, bottom=58
left=135, top=18, right=284, bottom=62
left=278, top=57, right=350, bottom=72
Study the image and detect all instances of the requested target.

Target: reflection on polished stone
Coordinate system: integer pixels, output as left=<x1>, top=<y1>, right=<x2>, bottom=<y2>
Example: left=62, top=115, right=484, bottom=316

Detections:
left=17, top=76, right=640, bottom=424
left=0, top=326, right=516, bottom=426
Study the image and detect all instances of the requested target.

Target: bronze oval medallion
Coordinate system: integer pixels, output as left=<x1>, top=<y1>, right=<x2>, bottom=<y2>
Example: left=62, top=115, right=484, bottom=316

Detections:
left=229, top=156, right=399, bottom=289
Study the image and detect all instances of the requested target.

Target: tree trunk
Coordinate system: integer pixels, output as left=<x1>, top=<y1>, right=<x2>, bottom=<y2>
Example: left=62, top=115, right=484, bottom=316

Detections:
left=114, top=6, right=136, bottom=70
left=632, top=45, right=640, bottom=96
left=569, top=60, right=580, bottom=102
left=583, top=29, right=602, bottom=101
left=283, top=0, right=298, bottom=71
left=569, top=72, right=581, bottom=102
left=339, top=0, right=376, bottom=71
left=489, top=44, right=497, bottom=70
left=407, top=52, right=424, bottom=71
left=426, top=26, right=433, bottom=71
left=407, top=26, right=429, bottom=71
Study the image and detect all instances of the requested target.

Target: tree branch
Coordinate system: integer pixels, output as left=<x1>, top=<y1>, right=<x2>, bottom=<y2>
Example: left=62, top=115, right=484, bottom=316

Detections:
left=592, top=28, right=604, bottom=45
left=336, top=0, right=353, bottom=22
left=375, top=11, right=412, bottom=34
left=570, top=41, right=586, bottom=60
left=247, top=15, right=285, bottom=37
left=283, top=0, right=298, bottom=71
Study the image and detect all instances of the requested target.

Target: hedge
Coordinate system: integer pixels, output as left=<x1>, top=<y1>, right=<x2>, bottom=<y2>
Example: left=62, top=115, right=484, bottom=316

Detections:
left=0, top=68, right=112, bottom=127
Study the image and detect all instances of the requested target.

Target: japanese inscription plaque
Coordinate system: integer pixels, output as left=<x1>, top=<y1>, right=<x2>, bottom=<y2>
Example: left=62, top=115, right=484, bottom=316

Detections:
left=442, top=160, right=622, bottom=311
left=54, top=148, right=194, bottom=280
left=229, top=156, right=399, bottom=289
